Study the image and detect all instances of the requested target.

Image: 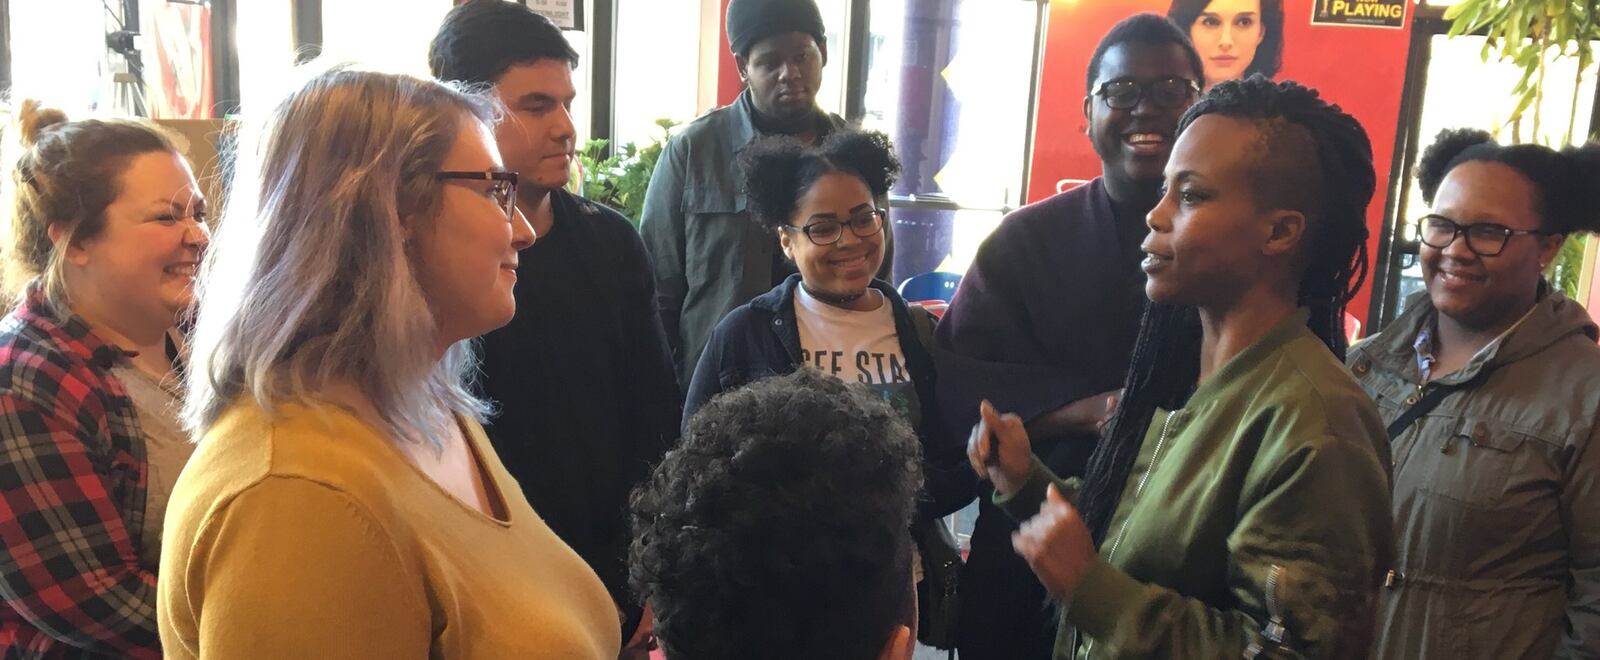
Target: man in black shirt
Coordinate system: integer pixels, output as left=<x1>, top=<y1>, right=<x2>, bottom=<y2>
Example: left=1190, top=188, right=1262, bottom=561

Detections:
left=430, top=2, right=681, bottom=653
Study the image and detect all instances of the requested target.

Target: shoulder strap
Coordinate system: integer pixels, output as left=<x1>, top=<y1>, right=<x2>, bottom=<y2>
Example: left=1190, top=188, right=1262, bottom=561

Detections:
left=907, top=303, right=937, bottom=352
left=1386, top=375, right=1480, bottom=440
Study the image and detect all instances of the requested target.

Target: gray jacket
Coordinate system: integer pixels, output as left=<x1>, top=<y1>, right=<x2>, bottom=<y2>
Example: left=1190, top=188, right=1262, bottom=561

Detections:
left=1348, top=287, right=1600, bottom=659
left=640, top=91, right=879, bottom=386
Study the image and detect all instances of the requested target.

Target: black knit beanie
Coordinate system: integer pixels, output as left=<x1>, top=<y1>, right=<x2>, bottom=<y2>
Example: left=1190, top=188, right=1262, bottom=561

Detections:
left=725, top=0, right=826, bottom=57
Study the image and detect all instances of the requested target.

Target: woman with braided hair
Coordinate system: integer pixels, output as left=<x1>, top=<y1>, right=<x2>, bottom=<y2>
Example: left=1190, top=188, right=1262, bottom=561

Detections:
left=1350, top=130, right=1600, bottom=659
left=968, top=76, right=1394, bottom=659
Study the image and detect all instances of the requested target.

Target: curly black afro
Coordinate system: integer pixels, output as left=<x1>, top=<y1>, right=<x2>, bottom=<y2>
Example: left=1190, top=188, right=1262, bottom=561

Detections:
left=628, top=368, right=922, bottom=660
left=739, top=130, right=901, bottom=228
left=1416, top=127, right=1600, bottom=236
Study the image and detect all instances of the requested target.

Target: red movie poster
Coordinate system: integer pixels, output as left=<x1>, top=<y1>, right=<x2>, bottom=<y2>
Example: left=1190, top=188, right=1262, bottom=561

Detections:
left=145, top=1, right=215, bottom=119
left=1026, top=0, right=1413, bottom=322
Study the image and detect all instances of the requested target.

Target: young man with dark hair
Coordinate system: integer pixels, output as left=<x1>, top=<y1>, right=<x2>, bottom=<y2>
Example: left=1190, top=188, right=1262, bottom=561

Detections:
left=429, top=2, right=680, bottom=653
left=639, top=0, right=891, bottom=388
left=630, top=369, right=920, bottom=660
left=931, top=13, right=1205, bottom=660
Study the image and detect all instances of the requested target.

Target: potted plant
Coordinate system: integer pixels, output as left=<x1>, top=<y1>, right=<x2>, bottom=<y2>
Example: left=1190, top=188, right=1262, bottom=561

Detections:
left=572, top=118, right=679, bottom=227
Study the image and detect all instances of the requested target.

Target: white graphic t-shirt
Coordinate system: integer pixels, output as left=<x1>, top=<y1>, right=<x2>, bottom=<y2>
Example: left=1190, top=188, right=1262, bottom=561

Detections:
left=793, top=286, right=920, bottom=427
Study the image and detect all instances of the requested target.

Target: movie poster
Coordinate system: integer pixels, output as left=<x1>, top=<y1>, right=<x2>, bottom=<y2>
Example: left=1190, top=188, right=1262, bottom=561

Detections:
left=1024, top=0, right=1413, bottom=321
left=142, top=1, right=214, bottom=119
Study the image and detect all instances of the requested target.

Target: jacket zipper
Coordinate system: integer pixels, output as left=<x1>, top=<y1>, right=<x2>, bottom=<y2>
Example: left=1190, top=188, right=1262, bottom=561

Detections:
left=1081, top=410, right=1180, bottom=657
left=1243, top=564, right=1290, bottom=658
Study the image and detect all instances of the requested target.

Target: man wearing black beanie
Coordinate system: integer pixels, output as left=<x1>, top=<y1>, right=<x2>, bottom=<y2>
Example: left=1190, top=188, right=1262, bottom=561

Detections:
left=640, top=0, right=891, bottom=388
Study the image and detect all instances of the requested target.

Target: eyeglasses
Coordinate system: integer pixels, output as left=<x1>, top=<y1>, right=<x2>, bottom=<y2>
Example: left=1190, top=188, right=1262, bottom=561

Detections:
left=782, top=208, right=885, bottom=245
left=436, top=171, right=519, bottom=220
left=1094, top=77, right=1200, bottom=110
left=1416, top=214, right=1549, bottom=257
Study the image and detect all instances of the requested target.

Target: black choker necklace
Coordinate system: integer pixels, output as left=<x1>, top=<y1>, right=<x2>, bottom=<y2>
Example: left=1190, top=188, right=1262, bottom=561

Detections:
left=802, top=282, right=868, bottom=305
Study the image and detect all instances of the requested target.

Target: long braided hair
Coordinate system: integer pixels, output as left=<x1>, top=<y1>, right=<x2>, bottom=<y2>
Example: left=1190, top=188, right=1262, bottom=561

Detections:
left=1077, top=76, right=1376, bottom=546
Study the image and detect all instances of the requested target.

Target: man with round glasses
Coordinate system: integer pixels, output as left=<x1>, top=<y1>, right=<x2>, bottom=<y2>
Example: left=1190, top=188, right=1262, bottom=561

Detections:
left=930, top=13, right=1204, bottom=660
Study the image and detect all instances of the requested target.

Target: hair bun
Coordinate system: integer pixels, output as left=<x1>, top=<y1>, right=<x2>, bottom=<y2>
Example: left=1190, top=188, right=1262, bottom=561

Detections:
left=820, top=130, right=900, bottom=197
left=14, top=99, right=68, bottom=149
left=1563, top=141, right=1600, bottom=234
left=738, top=136, right=808, bottom=226
left=1418, top=128, right=1494, bottom=204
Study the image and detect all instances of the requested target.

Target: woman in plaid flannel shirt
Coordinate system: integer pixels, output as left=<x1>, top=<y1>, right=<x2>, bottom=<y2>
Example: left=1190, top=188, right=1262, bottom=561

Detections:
left=0, top=101, right=209, bottom=659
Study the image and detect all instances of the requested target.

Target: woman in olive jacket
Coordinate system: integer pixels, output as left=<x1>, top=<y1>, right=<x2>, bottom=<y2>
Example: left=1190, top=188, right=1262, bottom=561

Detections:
left=968, top=77, right=1395, bottom=659
left=1349, top=129, right=1600, bottom=659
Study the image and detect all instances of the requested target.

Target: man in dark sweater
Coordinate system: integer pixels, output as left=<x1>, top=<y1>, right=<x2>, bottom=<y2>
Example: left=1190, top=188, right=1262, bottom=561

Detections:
left=430, top=2, right=680, bottom=653
left=932, top=14, right=1205, bottom=660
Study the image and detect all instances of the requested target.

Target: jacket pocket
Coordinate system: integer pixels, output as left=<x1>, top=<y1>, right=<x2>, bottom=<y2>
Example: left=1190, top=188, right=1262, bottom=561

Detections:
left=1416, top=417, right=1525, bottom=509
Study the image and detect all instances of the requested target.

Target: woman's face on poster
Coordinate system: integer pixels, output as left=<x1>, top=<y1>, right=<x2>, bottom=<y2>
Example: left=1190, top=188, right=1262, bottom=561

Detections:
left=1190, top=0, right=1265, bottom=89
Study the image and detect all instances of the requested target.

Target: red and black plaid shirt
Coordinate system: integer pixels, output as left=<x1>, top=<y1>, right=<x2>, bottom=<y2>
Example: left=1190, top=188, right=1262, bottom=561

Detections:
left=0, top=290, right=160, bottom=659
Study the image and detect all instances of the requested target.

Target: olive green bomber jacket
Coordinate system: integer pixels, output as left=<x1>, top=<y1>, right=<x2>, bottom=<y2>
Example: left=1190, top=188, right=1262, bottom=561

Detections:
left=996, top=309, right=1396, bottom=659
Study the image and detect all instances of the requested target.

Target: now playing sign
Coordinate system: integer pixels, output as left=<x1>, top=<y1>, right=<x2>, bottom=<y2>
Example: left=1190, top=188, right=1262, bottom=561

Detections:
left=1312, top=0, right=1407, bottom=29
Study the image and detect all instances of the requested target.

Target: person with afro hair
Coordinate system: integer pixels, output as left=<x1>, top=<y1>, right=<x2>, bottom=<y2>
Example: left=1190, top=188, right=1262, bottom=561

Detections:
left=630, top=368, right=922, bottom=660
left=682, top=128, right=973, bottom=639
left=1349, top=129, right=1600, bottom=659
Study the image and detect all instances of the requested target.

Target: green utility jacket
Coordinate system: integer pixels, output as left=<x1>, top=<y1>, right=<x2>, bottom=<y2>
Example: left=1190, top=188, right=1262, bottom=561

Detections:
left=1349, top=288, right=1600, bottom=659
left=998, top=309, right=1395, bottom=659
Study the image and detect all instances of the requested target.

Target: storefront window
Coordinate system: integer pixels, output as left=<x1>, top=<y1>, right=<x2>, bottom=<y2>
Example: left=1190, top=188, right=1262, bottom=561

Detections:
left=10, top=0, right=123, bottom=115
left=320, top=0, right=591, bottom=139
left=860, top=0, right=1038, bottom=283
left=235, top=1, right=296, bottom=116
left=612, top=0, right=703, bottom=148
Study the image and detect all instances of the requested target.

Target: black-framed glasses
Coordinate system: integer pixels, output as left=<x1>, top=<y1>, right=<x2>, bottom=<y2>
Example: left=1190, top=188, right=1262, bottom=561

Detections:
left=1094, top=77, right=1200, bottom=110
left=782, top=208, right=885, bottom=245
left=1416, top=214, right=1549, bottom=257
left=436, top=171, right=519, bottom=220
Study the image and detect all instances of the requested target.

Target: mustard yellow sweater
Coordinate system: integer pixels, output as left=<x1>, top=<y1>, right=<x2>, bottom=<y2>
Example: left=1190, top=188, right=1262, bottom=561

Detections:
left=157, top=401, right=622, bottom=659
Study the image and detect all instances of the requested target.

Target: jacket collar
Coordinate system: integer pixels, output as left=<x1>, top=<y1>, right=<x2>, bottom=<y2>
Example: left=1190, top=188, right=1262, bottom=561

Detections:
left=728, top=90, right=848, bottom=151
left=1361, top=281, right=1597, bottom=384
left=750, top=273, right=911, bottom=314
left=1186, top=308, right=1313, bottom=409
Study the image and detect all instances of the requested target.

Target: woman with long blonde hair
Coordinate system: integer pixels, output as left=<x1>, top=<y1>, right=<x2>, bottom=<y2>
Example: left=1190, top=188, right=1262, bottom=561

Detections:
left=157, top=68, right=620, bottom=658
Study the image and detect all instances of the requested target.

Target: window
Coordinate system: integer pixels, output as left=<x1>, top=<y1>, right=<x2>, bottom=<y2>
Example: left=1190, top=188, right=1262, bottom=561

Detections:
left=10, top=0, right=124, bottom=115
left=234, top=0, right=295, bottom=116
left=317, top=0, right=591, bottom=138
left=860, top=0, right=1040, bottom=283
left=321, top=0, right=453, bottom=75
left=611, top=0, right=703, bottom=149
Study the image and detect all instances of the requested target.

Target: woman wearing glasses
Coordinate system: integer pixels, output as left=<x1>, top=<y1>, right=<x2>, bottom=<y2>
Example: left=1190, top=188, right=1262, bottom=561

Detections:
left=157, top=68, right=621, bottom=658
left=684, top=130, right=973, bottom=519
left=1349, top=129, right=1600, bottom=659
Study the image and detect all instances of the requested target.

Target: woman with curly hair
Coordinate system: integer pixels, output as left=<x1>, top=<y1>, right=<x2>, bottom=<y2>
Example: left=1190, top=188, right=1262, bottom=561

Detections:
left=632, top=368, right=922, bottom=660
left=1350, top=129, right=1600, bottom=659
left=684, top=130, right=970, bottom=522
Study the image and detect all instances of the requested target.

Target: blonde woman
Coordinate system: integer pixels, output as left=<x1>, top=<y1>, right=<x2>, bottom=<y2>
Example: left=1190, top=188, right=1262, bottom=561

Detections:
left=157, top=69, right=620, bottom=658
left=0, top=102, right=206, bottom=659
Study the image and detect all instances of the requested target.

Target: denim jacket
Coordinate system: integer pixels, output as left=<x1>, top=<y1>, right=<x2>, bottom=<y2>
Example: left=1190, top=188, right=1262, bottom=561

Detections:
left=683, top=274, right=973, bottom=521
left=1349, top=287, right=1600, bottom=659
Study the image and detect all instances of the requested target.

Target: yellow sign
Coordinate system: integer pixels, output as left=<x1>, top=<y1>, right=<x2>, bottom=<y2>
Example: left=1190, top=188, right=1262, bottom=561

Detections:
left=1313, top=0, right=1407, bottom=28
